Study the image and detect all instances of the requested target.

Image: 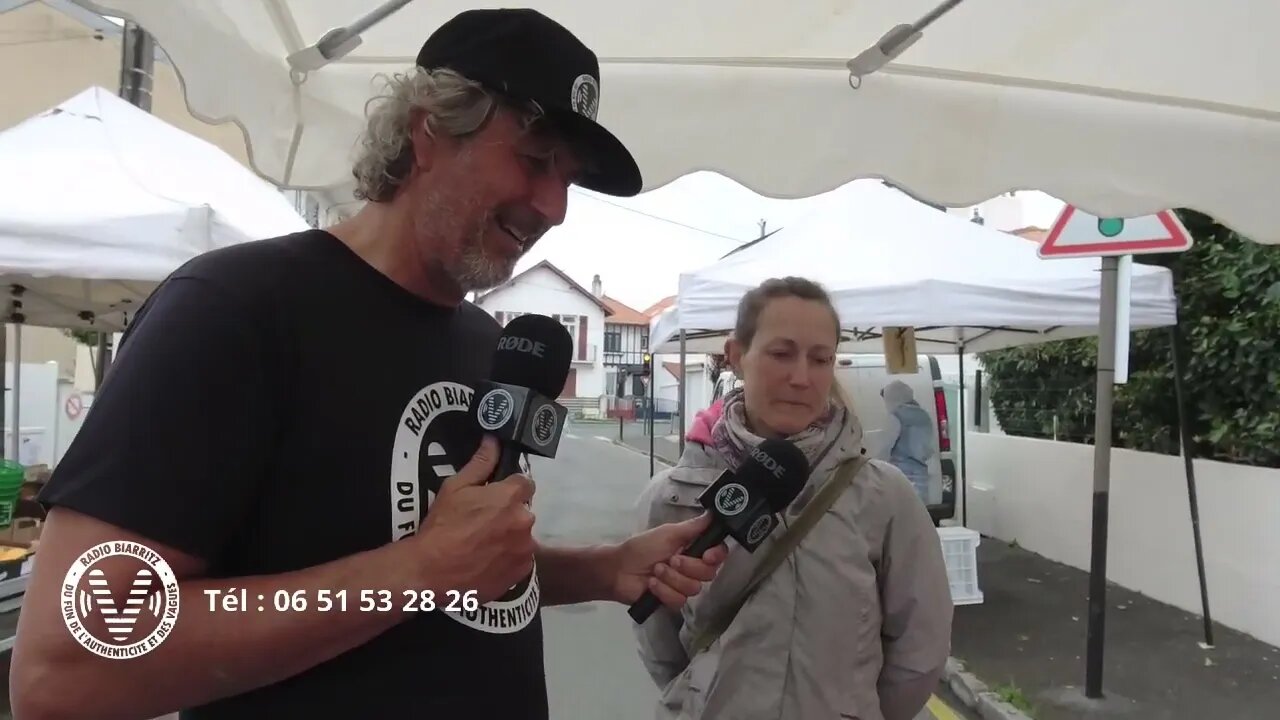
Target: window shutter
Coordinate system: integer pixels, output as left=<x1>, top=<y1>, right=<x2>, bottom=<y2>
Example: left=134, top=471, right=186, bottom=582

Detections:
left=578, top=316, right=588, bottom=360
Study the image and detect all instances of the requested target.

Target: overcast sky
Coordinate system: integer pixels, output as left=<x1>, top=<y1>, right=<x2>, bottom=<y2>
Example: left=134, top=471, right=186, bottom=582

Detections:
left=514, top=171, right=1067, bottom=311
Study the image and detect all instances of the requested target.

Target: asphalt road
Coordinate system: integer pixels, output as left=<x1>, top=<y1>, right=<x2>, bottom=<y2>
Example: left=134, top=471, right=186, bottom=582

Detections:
left=531, top=427, right=663, bottom=720
left=532, top=424, right=975, bottom=720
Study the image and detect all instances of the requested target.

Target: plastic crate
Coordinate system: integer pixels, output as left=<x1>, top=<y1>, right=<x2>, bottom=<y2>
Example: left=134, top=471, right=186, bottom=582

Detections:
left=937, top=527, right=983, bottom=605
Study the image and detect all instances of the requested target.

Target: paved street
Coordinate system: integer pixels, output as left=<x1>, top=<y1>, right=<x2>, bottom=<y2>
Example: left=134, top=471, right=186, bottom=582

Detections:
left=531, top=426, right=664, bottom=720
left=534, top=422, right=974, bottom=720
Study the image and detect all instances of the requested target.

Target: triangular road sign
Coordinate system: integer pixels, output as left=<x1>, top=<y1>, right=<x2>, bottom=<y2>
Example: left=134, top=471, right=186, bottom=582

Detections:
left=1038, top=205, right=1193, bottom=259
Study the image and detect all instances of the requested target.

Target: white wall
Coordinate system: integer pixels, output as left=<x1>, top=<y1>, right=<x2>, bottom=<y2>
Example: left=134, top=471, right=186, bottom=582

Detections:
left=474, top=267, right=606, bottom=397
left=966, top=433, right=1280, bottom=648
left=4, top=361, right=61, bottom=466
left=946, top=194, right=1025, bottom=230
left=681, top=366, right=712, bottom=434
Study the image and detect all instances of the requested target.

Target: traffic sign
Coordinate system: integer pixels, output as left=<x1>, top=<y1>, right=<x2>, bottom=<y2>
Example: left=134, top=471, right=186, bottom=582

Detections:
left=1038, top=205, right=1193, bottom=259
left=65, top=393, right=84, bottom=420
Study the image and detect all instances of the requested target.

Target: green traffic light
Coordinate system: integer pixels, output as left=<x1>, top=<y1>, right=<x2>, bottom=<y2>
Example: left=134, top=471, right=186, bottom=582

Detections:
left=1097, top=218, right=1125, bottom=237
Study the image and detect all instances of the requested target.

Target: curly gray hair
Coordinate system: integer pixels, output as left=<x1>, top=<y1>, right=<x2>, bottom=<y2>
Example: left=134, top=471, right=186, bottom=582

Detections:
left=350, top=66, right=543, bottom=202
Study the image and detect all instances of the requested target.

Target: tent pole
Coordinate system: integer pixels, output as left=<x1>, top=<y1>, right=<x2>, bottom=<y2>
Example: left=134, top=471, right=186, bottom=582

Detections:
left=1085, top=255, right=1120, bottom=699
left=118, top=21, right=155, bottom=111
left=10, top=323, right=20, bottom=461
left=93, top=21, right=156, bottom=388
left=957, top=346, right=967, bottom=527
left=678, top=331, right=687, bottom=456
left=1170, top=322, right=1213, bottom=648
left=648, top=360, right=655, bottom=477
left=0, top=323, right=6, bottom=460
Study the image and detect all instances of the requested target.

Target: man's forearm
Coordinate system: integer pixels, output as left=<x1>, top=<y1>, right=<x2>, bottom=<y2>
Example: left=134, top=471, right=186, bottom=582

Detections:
left=535, top=544, right=619, bottom=606
left=13, top=540, right=428, bottom=720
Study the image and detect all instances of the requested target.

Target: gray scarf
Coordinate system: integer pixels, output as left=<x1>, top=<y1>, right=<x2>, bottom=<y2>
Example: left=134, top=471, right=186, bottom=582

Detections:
left=709, top=387, right=846, bottom=473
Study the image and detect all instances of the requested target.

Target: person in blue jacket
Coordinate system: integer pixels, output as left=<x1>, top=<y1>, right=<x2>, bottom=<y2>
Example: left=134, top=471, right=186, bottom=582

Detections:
left=880, top=380, right=937, bottom=504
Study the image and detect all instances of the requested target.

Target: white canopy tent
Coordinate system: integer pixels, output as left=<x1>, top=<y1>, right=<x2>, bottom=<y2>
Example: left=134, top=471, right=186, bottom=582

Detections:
left=645, top=180, right=1180, bottom=593
left=73, top=0, right=1280, bottom=244
left=650, top=181, right=1178, bottom=355
left=0, top=85, right=308, bottom=461
left=0, top=86, right=310, bottom=332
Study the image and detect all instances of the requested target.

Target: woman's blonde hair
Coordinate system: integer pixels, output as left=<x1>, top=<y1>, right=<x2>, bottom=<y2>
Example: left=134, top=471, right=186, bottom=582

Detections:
left=831, top=377, right=855, bottom=412
left=732, top=276, right=840, bottom=349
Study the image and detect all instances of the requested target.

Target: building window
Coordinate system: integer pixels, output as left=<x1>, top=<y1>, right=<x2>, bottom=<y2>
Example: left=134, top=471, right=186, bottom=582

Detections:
left=640, top=332, right=649, bottom=350
left=558, top=314, right=578, bottom=346
left=495, top=311, right=525, bottom=326
left=604, top=330, right=621, bottom=353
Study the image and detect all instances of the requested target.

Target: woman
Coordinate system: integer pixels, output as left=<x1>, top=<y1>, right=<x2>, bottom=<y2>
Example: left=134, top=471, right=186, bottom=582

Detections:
left=879, top=380, right=938, bottom=504
left=633, top=277, right=953, bottom=720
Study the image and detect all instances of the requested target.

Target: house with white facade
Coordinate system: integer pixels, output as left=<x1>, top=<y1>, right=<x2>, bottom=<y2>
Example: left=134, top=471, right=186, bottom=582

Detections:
left=473, top=261, right=611, bottom=411
left=594, top=276, right=650, bottom=398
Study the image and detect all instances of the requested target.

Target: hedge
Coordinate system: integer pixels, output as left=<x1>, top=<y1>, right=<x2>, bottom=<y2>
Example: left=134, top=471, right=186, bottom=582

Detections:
left=978, top=209, right=1280, bottom=468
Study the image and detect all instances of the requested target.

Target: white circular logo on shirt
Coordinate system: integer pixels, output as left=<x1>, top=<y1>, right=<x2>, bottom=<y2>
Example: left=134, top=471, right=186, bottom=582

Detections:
left=389, top=382, right=540, bottom=635
left=62, top=541, right=180, bottom=659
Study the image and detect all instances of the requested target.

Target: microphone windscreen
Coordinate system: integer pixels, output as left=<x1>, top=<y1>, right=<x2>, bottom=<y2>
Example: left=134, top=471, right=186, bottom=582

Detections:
left=490, top=314, right=575, bottom=398
left=738, top=438, right=810, bottom=512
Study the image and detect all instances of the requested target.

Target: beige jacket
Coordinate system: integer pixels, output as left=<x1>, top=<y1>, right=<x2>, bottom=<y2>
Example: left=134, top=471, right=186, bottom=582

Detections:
left=632, top=410, right=953, bottom=720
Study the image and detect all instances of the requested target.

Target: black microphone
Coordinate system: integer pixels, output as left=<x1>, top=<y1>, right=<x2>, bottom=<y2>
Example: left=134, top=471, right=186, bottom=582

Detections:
left=627, top=438, right=809, bottom=624
left=468, top=314, right=575, bottom=481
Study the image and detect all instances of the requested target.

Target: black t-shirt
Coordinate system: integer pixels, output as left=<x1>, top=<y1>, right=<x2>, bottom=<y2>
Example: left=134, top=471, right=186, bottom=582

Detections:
left=39, top=230, right=548, bottom=718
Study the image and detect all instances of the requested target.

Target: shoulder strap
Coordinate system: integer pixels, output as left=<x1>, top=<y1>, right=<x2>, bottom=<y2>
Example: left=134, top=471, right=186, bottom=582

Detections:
left=688, top=454, right=869, bottom=655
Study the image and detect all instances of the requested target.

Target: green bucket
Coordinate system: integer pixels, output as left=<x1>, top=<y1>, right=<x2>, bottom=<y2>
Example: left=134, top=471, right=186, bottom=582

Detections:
left=0, top=459, right=25, bottom=529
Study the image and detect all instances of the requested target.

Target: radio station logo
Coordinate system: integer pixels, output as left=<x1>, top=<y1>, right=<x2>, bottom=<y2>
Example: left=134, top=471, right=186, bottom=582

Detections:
left=61, top=541, right=180, bottom=659
left=714, top=483, right=750, bottom=516
left=391, top=381, right=541, bottom=635
left=745, top=514, right=774, bottom=546
left=531, top=404, right=557, bottom=447
left=476, top=388, right=514, bottom=430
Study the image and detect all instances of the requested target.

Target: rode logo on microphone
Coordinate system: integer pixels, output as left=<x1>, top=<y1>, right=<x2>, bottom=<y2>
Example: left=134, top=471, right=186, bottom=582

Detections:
left=749, top=445, right=788, bottom=480
left=496, top=336, right=546, bottom=358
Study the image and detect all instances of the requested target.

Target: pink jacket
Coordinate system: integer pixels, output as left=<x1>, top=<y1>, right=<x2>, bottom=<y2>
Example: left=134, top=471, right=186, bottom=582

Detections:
left=685, top=398, right=724, bottom=446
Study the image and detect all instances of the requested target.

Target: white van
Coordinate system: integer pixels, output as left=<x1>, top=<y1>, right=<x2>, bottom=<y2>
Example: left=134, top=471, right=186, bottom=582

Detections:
left=712, top=354, right=956, bottom=525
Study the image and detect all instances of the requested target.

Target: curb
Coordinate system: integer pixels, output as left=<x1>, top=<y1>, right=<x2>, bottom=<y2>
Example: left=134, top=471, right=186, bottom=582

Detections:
left=610, top=438, right=675, bottom=468
left=942, top=658, right=1035, bottom=720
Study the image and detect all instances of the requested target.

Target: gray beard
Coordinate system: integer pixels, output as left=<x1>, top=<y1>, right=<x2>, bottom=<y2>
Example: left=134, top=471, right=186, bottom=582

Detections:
left=451, top=234, right=516, bottom=293
left=414, top=190, right=518, bottom=294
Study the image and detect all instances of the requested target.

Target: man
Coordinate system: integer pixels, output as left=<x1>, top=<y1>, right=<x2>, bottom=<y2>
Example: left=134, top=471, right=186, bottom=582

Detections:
left=10, top=9, right=725, bottom=719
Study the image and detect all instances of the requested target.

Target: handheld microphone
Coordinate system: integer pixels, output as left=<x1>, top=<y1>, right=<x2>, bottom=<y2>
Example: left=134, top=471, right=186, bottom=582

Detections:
left=627, top=438, right=809, bottom=624
left=468, top=314, right=575, bottom=482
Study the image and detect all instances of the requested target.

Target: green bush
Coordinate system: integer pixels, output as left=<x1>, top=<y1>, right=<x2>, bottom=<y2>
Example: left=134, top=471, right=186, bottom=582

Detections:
left=979, top=209, right=1280, bottom=468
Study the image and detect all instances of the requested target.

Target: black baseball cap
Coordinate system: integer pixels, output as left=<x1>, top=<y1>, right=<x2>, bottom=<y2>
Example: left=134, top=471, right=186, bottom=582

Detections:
left=416, top=8, right=643, bottom=197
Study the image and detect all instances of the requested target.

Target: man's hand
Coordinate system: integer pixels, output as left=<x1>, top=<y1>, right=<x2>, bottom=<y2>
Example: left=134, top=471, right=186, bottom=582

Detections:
left=611, top=514, right=728, bottom=609
left=414, top=435, right=537, bottom=604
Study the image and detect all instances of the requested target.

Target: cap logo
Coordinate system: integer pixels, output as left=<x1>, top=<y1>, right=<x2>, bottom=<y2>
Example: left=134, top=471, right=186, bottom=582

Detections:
left=570, top=73, right=599, bottom=121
